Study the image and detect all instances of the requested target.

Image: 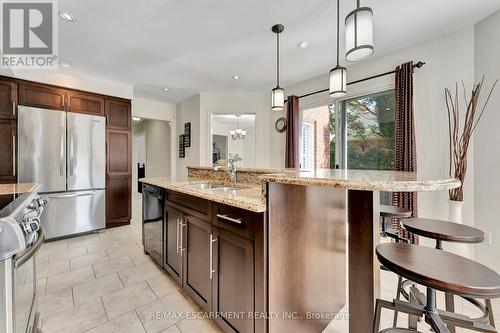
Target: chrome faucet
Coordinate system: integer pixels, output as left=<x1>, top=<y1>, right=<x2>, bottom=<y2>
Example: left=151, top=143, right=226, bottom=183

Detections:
left=213, top=154, right=241, bottom=189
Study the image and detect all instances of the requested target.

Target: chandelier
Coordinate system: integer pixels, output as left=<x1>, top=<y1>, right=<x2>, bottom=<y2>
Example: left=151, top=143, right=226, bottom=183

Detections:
left=230, top=115, right=246, bottom=140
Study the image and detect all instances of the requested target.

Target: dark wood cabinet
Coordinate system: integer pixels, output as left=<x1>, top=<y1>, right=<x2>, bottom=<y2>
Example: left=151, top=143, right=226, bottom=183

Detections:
left=106, top=176, right=131, bottom=227
left=165, top=205, right=184, bottom=285
left=0, top=119, right=16, bottom=183
left=106, top=129, right=131, bottom=176
left=68, top=91, right=104, bottom=115
left=183, top=215, right=213, bottom=311
left=105, top=98, right=131, bottom=130
left=19, top=82, right=66, bottom=110
left=0, top=80, right=17, bottom=119
left=162, top=192, right=263, bottom=333
left=212, top=227, right=254, bottom=333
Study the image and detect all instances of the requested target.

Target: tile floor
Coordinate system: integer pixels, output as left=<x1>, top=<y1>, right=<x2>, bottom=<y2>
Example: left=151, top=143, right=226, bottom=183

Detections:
left=36, top=192, right=500, bottom=333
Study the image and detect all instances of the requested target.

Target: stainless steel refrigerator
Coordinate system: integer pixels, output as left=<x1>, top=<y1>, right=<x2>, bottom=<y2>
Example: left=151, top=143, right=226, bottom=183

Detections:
left=17, top=106, right=106, bottom=240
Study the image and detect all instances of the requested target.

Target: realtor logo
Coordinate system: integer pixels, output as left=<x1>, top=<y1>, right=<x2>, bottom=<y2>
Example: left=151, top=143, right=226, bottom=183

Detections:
left=1, top=0, right=58, bottom=68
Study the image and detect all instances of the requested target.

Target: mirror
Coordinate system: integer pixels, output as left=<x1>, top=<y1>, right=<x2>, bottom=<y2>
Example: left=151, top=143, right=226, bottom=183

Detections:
left=211, top=113, right=256, bottom=167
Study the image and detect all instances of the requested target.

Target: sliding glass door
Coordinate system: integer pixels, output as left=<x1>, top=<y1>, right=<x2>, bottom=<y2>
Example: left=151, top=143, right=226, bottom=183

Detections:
left=299, top=89, right=395, bottom=171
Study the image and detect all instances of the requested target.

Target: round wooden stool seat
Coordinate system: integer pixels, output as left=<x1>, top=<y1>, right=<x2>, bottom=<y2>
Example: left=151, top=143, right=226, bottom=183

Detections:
left=376, top=243, right=500, bottom=299
left=380, top=205, right=412, bottom=218
left=402, top=218, right=485, bottom=243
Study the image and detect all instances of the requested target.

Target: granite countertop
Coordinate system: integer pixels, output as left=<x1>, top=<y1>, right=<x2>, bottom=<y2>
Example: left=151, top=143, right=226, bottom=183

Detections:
left=0, top=183, right=40, bottom=195
left=260, top=169, right=461, bottom=192
left=140, top=178, right=266, bottom=213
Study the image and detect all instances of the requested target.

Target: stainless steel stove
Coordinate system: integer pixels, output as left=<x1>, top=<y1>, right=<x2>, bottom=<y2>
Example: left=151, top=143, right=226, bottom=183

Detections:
left=0, top=189, right=47, bottom=333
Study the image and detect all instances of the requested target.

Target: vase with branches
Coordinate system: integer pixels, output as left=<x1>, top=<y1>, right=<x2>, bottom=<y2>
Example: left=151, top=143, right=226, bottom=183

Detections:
left=445, top=76, right=497, bottom=222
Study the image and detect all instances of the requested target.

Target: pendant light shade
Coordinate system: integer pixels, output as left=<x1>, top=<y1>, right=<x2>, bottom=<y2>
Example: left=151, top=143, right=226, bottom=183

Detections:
left=345, top=0, right=373, bottom=62
left=329, top=0, right=347, bottom=98
left=271, top=24, right=285, bottom=111
left=329, top=66, right=347, bottom=98
left=271, top=86, right=285, bottom=111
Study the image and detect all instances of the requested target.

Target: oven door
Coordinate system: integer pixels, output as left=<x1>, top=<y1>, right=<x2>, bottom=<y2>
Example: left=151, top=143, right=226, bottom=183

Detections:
left=12, top=228, right=45, bottom=333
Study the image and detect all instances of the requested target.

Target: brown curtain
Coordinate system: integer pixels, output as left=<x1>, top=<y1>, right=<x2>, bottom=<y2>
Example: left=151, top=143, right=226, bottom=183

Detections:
left=285, top=95, right=300, bottom=168
left=392, top=61, right=418, bottom=243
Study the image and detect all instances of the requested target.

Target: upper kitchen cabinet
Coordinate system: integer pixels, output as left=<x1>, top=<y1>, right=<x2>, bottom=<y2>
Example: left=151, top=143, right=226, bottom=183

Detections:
left=105, top=98, right=131, bottom=130
left=0, top=119, right=16, bottom=183
left=67, top=91, right=105, bottom=115
left=0, top=79, right=17, bottom=120
left=19, top=82, right=66, bottom=111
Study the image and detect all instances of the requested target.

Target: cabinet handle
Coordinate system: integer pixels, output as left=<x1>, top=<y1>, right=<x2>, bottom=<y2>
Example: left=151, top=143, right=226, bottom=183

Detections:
left=179, top=220, right=186, bottom=256
left=12, top=101, right=16, bottom=116
left=216, top=214, right=242, bottom=224
left=12, top=135, right=16, bottom=177
left=62, top=96, right=65, bottom=109
left=209, top=234, right=217, bottom=280
left=176, top=218, right=180, bottom=254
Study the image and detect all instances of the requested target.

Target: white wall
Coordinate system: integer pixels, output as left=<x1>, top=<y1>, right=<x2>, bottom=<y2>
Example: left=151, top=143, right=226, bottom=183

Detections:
left=474, top=9, right=500, bottom=272
left=132, top=96, right=176, bottom=122
left=285, top=26, right=476, bottom=227
left=176, top=95, right=201, bottom=180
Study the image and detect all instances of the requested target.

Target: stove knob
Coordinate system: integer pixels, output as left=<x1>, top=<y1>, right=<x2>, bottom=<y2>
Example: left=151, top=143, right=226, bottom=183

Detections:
left=22, top=217, right=40, bottom=234
left=37, top=196, right=49, bottom=206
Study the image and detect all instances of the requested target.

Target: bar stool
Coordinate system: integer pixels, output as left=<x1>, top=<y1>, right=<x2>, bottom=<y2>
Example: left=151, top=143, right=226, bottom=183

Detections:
left=380, top=205, right=412, bottom=242
left=374, top=243, right=500, bottom=333
left=401, top=218, right=493, bottom=332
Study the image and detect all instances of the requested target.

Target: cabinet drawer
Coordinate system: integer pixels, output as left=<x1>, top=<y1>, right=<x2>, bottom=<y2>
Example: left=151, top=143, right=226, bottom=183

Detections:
left=213, top=204, right=255, bottom=240
left=166, top=191, right=211, bottom=221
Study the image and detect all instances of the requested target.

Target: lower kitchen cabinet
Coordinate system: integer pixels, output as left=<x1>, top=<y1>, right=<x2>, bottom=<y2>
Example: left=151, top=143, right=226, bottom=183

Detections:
left=183, top=215, right=212, bottom=311
left=212, top=227, right=254, bottom=333
left=162, top=193, right=263, bottom=333
left=0, top=119, right=16, bottom=183
left=106, top=176, right=131, bottom=227
left=165, top=205, right=183, bottom=285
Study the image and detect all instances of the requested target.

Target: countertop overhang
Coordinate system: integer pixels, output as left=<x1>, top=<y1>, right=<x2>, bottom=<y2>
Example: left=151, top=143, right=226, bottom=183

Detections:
left=0, top=183, right=40, bottom=195
left=260, top=169, right=461, bottom=192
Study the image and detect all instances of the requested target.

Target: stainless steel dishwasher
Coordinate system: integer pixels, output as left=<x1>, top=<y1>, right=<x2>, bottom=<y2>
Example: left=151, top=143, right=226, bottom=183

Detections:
left=142, top=183, right=164, bottom=267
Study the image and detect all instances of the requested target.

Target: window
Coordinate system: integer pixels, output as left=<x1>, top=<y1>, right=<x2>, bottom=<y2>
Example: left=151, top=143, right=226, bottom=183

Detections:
left=339, top=90, right=395, bottom=170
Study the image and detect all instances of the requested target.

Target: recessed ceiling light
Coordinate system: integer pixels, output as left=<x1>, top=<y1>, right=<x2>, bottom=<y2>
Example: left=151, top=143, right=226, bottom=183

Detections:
left=233, top=75, right=240, bottom=80
left=59, top=11, right=77, bottom=22
left=132, top=116, right=142, bottom=122
left=60, top=62, right=70, bottom=68
left=298, top=41, right=310, bottom=49
left=163, top=88, right=169, bottom=92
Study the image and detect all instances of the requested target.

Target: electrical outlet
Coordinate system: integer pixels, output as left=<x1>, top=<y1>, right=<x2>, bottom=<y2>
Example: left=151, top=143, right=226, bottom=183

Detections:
left=485, top=231, right=492, bottom=246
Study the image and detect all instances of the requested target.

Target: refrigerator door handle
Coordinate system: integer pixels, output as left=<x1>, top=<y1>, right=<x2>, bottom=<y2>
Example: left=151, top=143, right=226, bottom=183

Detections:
left=69, top=130, right=74, bottom=176
left=48, top=191, right=97, bottom=199
left=60, top=126, right=64, bottom=175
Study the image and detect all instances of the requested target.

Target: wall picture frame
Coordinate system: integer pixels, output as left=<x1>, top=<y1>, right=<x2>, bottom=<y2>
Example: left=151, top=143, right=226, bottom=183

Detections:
left=184, top=122, right=191, bottom=147
left=179, top=134, right=185, bottom=158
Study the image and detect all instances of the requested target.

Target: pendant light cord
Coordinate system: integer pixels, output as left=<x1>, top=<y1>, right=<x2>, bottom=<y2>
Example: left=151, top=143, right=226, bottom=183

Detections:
left=276, top=31, right=280, bottom=86
left=336, top=0, right=340, bottom=66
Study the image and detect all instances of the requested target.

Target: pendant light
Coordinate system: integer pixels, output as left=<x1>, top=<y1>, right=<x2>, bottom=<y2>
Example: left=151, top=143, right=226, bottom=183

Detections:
left=271, top=24, right=285, bottom=111
left=329, top=0, right=347, bottom=98
left=345, top=0, right=373, bottom=62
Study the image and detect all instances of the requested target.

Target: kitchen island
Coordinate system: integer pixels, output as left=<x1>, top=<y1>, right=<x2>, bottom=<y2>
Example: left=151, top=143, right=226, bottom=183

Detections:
left=141, top=167, right=460, bottom=333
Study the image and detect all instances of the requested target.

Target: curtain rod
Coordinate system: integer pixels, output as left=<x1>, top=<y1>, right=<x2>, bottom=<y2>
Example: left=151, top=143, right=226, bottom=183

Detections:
left=290, top=61, right=426, bottom=101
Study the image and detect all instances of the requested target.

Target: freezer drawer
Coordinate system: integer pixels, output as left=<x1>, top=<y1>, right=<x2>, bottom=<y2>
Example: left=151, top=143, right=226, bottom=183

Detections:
left=42, top=190, right=105, bottom=240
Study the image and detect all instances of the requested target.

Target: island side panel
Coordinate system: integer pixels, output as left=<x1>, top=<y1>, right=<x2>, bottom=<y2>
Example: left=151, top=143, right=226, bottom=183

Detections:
left=348, top=190, right=380, bottom=332
left=267, top=183, right=346, bottom=333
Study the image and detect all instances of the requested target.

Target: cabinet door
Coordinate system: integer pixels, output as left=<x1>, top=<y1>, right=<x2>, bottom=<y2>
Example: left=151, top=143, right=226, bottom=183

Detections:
left=213, top=227, right=254, bottom=333
left=105, top=98, right=131, bottom=130
left=183, top=215, right=212, bottom=311
left=106, top=176, right=131, bottom=227
left=106, top=129, right=131, bottom=176
left=0, top=119, right=16, bottom=183
left=0, top=80, right=17, bottom=119
left=165, top=205, right=184, bottom=285
left=68, top=91, right=104, bottom=115
left=19, top=82, right=66, bottom=110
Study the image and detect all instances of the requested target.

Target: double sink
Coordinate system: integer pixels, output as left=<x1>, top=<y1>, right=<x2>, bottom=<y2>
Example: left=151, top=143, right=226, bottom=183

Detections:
left=184, top=183, right=246, bottom=193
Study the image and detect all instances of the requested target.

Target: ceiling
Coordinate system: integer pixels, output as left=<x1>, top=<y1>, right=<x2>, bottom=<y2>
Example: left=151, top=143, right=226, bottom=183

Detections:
left=58, top=0, right=500, bottom=103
